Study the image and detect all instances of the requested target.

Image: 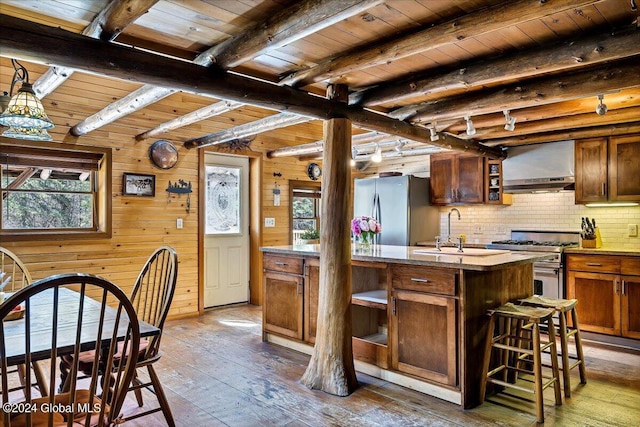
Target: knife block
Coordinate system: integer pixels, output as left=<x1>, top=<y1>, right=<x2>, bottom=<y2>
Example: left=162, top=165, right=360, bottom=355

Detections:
left=581, top=227, right=602, bottom=248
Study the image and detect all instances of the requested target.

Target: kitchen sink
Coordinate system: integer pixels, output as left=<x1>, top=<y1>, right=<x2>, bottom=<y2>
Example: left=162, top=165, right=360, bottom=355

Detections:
left=413, top=247, right=510, bottom=256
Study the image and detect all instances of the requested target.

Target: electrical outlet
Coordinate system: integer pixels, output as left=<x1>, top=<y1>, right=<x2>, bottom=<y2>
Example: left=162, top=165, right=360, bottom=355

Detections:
left=176, top=218, right=183, bottom=229
left=629, top=224, right=638, bottom=237
left=265, top=217, right=276, bottom=227
left=473, top=225, right=484, bottom=234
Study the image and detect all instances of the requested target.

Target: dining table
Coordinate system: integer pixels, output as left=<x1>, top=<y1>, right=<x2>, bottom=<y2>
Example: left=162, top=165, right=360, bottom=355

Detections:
left=1, top=287, right=159, bottom=379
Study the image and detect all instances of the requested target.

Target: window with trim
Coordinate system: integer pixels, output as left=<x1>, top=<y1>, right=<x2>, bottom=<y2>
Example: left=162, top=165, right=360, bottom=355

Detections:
left=290, top=182, right=321, bottom=244
left=0, top=141, right=112, bottom=241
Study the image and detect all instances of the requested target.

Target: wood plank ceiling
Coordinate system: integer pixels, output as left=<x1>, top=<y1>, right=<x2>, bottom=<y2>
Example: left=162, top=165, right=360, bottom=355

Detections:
left=0, top=0, right=639, bottom=161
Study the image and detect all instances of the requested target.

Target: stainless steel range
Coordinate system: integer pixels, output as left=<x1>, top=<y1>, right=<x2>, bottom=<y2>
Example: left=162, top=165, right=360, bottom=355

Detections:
left=486, top=230, right=580, bottom=299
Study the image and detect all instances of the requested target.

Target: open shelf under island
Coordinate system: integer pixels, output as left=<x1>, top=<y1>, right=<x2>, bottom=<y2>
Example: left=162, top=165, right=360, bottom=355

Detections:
left=260, top=244, right=554, bottom=409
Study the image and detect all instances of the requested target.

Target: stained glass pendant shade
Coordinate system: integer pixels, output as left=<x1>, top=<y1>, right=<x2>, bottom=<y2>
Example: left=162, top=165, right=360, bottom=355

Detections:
left=2, top=125, right=53, bottom=141
left=0, top=82, right=54, bottom=129
left=0, top=59, right=55, bottom=140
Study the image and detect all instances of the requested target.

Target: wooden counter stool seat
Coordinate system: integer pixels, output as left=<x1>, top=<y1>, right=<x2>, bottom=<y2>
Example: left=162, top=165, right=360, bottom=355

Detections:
left=481, top=302, right=562, bottom=424
left=519, top=295, right=587, bottom=397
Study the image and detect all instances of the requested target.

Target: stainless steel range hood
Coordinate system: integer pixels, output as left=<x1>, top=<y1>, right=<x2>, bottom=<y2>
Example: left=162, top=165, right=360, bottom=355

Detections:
left=503, top=140, right=575, bottom=193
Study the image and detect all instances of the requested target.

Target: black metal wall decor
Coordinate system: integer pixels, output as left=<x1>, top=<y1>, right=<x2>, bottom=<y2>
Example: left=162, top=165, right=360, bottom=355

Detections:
left=166, top=179, right=192, bottom=212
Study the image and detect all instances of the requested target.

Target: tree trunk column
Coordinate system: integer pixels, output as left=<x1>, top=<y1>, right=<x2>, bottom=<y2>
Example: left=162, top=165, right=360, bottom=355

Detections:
left=300, top=85, right=358, bottom=396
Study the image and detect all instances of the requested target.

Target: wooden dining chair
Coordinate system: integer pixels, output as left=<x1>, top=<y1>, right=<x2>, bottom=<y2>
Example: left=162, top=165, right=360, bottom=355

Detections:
left=61, top=246, right=178, bottom=426
left=0, top=246, right=48, bottom=398
left=0, top=273, right=140, bottom=427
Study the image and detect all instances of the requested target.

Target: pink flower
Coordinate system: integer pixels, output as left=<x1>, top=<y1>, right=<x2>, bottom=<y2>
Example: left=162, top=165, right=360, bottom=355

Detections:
left=351, top=216, right=381, bottom=240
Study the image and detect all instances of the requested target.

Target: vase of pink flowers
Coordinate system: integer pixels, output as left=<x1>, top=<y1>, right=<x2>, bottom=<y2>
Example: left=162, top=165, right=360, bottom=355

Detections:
left=351, top=216, right=381, bottom=251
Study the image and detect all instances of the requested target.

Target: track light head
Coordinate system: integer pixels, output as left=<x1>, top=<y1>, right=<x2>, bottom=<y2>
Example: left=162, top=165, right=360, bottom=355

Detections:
left=464, top=115, right=476, bottom=136
left=595, top=94, right=608, bottom=116
left=503, top=110, right=517, bottom=131
left=429, top=127, right=440, bottom=141
left=371, top=144, right=382, bottom=163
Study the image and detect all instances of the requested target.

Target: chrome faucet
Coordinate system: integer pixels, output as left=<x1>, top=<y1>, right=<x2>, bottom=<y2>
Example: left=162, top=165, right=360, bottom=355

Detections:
left=447, top=208, right=461, bottom=243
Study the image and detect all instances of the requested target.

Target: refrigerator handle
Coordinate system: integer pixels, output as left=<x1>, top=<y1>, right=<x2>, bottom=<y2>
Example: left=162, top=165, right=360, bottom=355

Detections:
left=375, top=192, right=381, bottom=245
left=369, top=193, right=378, bottom=244
left=372, top=193, right=378, bottom=218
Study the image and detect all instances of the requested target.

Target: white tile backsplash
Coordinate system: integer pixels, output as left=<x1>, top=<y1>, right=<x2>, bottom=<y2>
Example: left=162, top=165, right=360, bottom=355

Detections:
left=437, top=192, right=640, bottom=250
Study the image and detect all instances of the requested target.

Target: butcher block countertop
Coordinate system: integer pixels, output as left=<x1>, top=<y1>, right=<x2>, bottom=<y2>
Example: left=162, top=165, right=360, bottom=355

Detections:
left=564, top=247, right=640, bottom=256
left=260, top=244, right=554, bottom=271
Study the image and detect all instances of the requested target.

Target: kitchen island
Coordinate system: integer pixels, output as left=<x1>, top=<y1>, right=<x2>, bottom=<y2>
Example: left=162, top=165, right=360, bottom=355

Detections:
left=260, top=244, right=554, bottom=409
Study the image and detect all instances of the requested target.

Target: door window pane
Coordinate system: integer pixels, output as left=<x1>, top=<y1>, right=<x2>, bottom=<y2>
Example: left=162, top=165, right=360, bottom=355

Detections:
left=205, top=165, right=240, bottom=234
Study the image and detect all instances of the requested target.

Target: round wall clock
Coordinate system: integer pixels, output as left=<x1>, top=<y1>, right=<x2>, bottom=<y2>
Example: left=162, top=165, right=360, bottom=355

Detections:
left=149, top=139, right=178, bottom=169
left=307, top=163, right=322, bottom=180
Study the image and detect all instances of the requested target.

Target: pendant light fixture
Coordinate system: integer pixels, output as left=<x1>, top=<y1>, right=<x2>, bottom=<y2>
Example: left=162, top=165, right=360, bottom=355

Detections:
left=0, top=59, right=55, bottom=139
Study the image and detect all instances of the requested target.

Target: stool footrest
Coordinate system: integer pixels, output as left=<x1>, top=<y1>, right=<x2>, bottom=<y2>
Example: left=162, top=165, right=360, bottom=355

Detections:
left=487, top=375, right=558, bottom=394
left=493, top=342, right=534, bottom=355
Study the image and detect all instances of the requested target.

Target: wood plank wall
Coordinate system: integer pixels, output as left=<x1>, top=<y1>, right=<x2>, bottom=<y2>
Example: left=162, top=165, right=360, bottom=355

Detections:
left=0, top=58, right=323, bottom=317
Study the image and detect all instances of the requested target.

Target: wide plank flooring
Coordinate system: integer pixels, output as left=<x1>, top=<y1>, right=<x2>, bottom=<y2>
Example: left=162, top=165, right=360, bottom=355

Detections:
left=121, top=304, right=640, bottom=426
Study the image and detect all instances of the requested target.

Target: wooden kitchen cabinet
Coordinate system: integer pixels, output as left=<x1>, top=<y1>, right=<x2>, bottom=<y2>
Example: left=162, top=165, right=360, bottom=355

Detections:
left=609, top=135, right=640, bottom=202
left=263, top=254, right=304, bottom=340
left=430, top=153, right=484, bottom=205
left=389, top=264, right=458, bottom=386
left=304, top=258, right=320, bottom=344
left=622, top=257, right=640, bottom=339
left=575, top=136, right=640, bottom=203
left=567, top=270, right=620, bottom=335
left=485, top=159, right=511, bottom=205
left=566, top=254, right=640, bottom=339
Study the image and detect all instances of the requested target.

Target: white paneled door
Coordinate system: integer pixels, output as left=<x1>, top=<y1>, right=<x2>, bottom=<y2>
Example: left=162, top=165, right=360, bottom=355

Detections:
left=203, top=153, right=249, bottom=308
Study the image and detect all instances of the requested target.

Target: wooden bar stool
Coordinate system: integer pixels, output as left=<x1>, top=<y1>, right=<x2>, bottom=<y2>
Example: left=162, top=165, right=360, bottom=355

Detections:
left=481, top=303, right=562, bottom=423
left=519, top=295, right=587, bottom=397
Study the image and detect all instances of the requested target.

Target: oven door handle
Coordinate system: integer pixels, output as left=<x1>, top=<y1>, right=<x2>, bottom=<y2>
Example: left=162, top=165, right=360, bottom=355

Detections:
left=534, top=267, right=559, bottom=276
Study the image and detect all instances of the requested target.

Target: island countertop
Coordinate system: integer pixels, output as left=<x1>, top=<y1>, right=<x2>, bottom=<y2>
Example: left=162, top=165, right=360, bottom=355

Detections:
left=260, top=244, right=554, bottom=271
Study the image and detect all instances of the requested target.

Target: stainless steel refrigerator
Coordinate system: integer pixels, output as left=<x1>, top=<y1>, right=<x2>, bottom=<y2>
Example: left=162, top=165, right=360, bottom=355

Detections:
left=353, top=175, right=440, bottom=246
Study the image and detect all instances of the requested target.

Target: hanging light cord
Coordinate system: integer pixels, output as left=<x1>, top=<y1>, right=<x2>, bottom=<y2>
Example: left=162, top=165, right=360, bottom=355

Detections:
left=8, top=59, right=30, bottom=96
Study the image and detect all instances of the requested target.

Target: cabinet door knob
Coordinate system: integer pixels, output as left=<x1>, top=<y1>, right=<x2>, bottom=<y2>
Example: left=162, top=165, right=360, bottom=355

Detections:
left=622, top=280, right=626, bottom=295
left=601, top=182, right=606, bottom=196
left=275, top=262, right=287, bottom=266
left=411, top=278, right=430, bottom=283
left=586, top=263, right=602, bottom=267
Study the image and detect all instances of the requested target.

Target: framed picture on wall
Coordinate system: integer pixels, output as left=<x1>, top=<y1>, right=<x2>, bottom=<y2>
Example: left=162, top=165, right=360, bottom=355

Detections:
left=122, top=172, right=156, bottom=197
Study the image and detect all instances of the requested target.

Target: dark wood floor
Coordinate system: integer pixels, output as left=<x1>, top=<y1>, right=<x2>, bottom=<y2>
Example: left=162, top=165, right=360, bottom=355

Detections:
left=122, top=304, right=640, bottom=426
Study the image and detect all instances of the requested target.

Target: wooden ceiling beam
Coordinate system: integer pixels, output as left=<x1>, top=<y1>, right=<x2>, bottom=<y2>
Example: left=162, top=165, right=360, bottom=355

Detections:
left=33, top=0, right=158, bottom=98
left=203, top=0, right=382, bottom=69
left=474, top=105, right=640, bottom=141
left=184, top=112, right=313, bottom=148
left=446, top=89, right=640, bottom=133
left=404, top=60, right=640, bottom=124
left=483, top=121, right=640, bottom=147
left=266, top=131, right=391, bottom=158
left=279, top=0, right=602, bottom=87
left=69, top=86, right=175, bottom=137
left=71, top=0, right=380, bottom=138
left=0, top=15, right=503, bottom=159
left=353, top=26, right=640, bottom=108
left=135, top=100, right=243, bottom=140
